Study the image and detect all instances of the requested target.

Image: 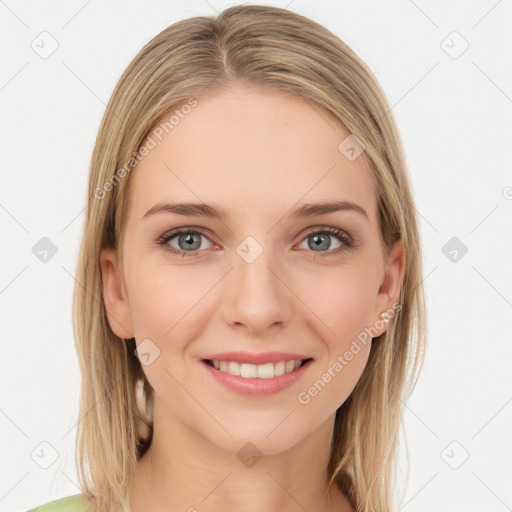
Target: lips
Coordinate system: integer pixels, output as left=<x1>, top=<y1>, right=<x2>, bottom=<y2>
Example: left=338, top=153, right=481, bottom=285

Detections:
left=201, top=351, right=311, bottom=365
left=201, top=355, right=313, bottom=396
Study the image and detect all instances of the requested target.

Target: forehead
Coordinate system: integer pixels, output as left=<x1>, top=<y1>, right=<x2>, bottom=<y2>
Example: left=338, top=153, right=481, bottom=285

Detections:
left=126, top=84, right=377, bottom=225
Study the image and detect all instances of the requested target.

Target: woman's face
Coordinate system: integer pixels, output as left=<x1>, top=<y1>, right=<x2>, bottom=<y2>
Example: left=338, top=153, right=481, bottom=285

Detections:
left=100, top=83, right=403, bottom=455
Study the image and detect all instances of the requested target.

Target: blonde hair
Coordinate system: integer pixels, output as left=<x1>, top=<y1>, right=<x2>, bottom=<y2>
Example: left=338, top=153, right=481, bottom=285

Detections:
left=73, top=5, right=427, bottom=511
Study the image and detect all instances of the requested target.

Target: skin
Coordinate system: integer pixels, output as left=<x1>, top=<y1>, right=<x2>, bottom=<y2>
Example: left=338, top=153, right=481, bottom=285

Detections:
left=100, top=82, right=404, bottom=512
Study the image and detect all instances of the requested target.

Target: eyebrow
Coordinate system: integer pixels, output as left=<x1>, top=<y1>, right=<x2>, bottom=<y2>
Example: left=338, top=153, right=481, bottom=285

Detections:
left=143, top=200, right=369, bottom=222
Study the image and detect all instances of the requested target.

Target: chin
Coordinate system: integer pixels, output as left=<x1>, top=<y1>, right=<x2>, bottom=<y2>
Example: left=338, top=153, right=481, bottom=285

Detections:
left=197, top=418, right=312, bottom=458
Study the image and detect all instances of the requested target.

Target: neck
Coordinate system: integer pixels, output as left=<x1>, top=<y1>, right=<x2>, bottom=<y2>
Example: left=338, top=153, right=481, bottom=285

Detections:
left=129, top=397, right=353, bottom=512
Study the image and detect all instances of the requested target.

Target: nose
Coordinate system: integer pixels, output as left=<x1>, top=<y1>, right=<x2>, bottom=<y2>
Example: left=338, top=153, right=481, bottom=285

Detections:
left=221, top=242, right=293, bottom=335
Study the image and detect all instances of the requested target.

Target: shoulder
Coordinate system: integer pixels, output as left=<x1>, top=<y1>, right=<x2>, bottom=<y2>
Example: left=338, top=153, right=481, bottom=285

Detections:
left=26, top=494, right=90, bottom=512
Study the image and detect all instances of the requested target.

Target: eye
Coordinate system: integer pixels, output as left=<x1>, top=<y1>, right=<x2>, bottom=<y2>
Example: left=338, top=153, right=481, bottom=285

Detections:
left=156, top=228, right=215, bottom=257
left=156, top=226, right=355, bottom=258
left=296, top=226, right=354, bottom=256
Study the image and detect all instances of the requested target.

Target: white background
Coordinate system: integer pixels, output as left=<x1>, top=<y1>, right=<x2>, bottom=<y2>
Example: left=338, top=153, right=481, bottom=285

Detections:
left=1, top=1, right=511, bottom=511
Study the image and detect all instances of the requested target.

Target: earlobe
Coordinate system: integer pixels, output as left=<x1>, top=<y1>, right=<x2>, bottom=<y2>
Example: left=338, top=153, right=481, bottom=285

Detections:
left=99, top=248, right=134, bottom=339
left=374, top=239, right=405, bottom=332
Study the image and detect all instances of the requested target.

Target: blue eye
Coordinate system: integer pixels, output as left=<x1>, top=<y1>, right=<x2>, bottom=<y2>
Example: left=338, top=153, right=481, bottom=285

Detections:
left=157, top=229, right=214, bottom=257
left=156, top=226, right=354, bottom=258
left=298, top=226, right=353, bottom=254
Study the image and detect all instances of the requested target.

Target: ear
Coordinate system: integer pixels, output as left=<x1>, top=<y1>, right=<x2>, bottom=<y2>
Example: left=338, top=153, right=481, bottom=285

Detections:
left=99, top=248, right=134, bottom=339
left=373, top=239, right=405, bottom=335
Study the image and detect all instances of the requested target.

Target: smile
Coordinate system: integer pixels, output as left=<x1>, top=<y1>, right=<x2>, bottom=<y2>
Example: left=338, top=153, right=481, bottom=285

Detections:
left=204, top=358, right=312, bottom=379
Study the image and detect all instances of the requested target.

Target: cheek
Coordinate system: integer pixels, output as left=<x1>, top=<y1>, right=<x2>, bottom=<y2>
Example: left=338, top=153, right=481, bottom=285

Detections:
left=124, top=262, right=211, bottom=399
left=294, top=272, right=375, bottom=414
left=287, top=265, right=377, bottom=408
left=126, top=260, right=213, bottom=341
left=296, top=263, right=378, bottom=350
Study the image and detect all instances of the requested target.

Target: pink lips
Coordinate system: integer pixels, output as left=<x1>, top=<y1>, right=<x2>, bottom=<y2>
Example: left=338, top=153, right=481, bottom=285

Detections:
left=200, top=352, right=314, bottom=397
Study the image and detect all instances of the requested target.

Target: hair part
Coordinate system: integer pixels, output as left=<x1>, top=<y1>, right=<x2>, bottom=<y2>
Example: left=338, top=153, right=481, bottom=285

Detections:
left=73, top=5, right=427, bottom=511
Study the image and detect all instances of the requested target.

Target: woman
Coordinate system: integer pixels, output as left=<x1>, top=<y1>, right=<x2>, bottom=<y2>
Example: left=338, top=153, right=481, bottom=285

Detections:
left=29, top=4, right=426, bottom=512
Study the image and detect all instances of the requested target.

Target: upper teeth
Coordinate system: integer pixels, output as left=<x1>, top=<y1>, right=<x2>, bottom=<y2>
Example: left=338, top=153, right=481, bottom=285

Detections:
left=212, top=360, right=303, bottom=378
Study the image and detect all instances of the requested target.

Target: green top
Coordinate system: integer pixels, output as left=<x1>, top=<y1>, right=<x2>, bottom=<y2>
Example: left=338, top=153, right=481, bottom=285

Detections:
left=27, top=494, right=131, bottom=512
left=27, top=495, right=89, bottom=512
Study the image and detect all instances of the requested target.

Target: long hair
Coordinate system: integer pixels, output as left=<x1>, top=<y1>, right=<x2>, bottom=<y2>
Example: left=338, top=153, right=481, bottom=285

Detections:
left=72, top=5, right=427, bottom=511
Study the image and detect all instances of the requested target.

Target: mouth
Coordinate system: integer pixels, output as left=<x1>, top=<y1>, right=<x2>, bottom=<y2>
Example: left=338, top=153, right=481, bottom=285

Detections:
left=202, top=358, right=313, bottom=379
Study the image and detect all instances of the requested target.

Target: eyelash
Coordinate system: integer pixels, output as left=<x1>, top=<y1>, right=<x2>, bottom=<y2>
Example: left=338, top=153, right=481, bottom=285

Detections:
left=155, top=226, right=355, bottom=258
